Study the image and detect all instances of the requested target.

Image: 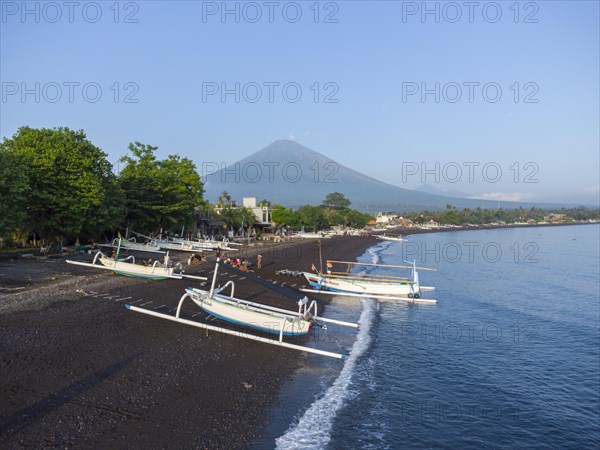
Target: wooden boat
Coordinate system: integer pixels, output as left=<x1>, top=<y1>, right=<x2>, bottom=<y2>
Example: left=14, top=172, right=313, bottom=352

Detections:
left=301, top=260, right=436, bottom=303
left=376, top=234, right=405, bottom=242
left=292, top=232, right=331, bottom=239
left=158, top=237, right=238, bottom=252
left=66, top=238, right=206, bottom=281
left=100, top=237, right=164, bottom=254
left=125, top=260, right=359, bottom=359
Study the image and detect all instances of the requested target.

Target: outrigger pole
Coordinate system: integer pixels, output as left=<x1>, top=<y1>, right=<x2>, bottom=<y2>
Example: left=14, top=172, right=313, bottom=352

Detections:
left=126, top=259, right=357, bottom=359
left=125, top=304, right=349, bottom=359
left=326, top=260, right=437, bottom=271
left=300, top=288, right=437, bottom=304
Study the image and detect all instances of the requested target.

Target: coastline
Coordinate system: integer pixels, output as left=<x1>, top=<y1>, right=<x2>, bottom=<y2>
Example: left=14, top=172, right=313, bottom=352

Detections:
left=2, top=221, right=596, bottom=448
left=381, top=220, right=599, bottom=238
left=0, top=235, right=377, bottom=449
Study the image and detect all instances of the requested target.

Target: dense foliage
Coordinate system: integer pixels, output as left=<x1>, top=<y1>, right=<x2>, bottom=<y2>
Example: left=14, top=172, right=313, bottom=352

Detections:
left=0, top=127, right=204, bottom=245
left=400, top=204, right=600, bottom=225
left=272, top=198, right=374, bottom=231
left=0, top=126, right=125, bottom=242
left=322, top=192, right=351, bottom=209
left=119, top=142, right=204, bottom=232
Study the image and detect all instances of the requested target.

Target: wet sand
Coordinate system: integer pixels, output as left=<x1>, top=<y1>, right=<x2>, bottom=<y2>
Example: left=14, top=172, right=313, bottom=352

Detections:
left=0, top=236, right=376, bottom=449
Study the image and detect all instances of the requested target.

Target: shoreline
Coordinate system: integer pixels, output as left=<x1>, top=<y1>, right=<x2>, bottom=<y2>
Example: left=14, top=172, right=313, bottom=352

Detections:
left=377, top=220, right=599, bottom=238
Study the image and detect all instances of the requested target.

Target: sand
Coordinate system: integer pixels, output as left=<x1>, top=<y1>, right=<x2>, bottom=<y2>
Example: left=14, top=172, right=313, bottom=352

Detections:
left=0, top=236, right=376, bottom=449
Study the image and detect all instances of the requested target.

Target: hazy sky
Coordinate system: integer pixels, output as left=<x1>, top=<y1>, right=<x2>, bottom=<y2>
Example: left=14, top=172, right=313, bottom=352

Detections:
left=2, top=1, right=599, bottom=205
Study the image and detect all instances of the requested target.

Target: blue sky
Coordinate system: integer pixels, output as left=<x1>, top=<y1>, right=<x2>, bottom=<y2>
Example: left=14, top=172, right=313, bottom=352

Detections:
left=1, top=1, right=599, bottom=205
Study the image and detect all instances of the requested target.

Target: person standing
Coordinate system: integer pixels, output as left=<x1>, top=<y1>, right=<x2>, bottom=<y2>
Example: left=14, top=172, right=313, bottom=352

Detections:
left=257, top=254, right=262, bottom=269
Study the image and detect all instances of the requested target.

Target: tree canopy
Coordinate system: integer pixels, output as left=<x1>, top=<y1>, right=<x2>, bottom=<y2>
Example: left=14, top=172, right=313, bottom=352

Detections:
left=322, top=192, right=351, bottom=209
left=119, top=142, right=204, bottom=232
left=0, top=126, right=125, bottom=240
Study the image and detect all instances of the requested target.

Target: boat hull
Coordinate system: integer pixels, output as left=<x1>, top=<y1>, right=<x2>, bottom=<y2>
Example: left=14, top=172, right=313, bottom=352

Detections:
left=303, top=272, right=425, bottom=297
left=187, top=288, right=311, bottom=336
left=98, top=256, right=175, bottom=280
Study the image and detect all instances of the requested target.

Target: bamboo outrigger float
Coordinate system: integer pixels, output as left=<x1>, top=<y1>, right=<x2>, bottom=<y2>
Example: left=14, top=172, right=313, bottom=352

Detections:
left=301, top=260, right=437, bottom=304
left=125, top=259, right=359, bottom=359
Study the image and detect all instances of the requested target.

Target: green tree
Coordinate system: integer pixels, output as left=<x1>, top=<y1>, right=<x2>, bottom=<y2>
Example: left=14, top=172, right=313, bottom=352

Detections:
left=0, top=148, right=28, bottom=238
left=322, top=192, right=351, bottom=209
left=237, top=206, right=256, bottom=227
left=294, top=205, right=329, bottom=230
left=217, top=190, right=232, bottom=207
left=0, top=126, right=125, bottom=241
left=119, top=142, right=204, bottom=231
left=271, top=204, right=294, bottom=226
left=219, top=205, right=239, bottom=230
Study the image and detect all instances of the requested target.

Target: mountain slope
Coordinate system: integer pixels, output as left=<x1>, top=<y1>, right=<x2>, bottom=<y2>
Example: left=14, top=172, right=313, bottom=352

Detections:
left=202, top=140, right=555, bottom=211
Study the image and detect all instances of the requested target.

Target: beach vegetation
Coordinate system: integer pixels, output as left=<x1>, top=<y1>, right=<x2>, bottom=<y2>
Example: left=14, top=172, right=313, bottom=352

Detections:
left=118, top=142, right=204, bottom=232
left=0, top=126, right=125, bottom=242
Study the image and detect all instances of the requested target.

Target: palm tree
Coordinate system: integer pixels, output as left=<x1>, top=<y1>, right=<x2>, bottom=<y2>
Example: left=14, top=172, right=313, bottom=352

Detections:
left=219, top=205, right=239, bottom=231
left=237, top=206, right=257, bottom=236
left=217, top=191, right=232, bottom=207
left=195, top=201, right=215, bottom=220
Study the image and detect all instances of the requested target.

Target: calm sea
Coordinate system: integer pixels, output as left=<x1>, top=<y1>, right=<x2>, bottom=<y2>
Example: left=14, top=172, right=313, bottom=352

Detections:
left=272, top=224, right=600, bottom=449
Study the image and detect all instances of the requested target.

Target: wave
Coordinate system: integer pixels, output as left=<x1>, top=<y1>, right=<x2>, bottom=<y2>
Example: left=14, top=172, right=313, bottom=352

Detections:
left=274, top=296, right=377, bottom=449
left=275, top=242, right=387, bottom=449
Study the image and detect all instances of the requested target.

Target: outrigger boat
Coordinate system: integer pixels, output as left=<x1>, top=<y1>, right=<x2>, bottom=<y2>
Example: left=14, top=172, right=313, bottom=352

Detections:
left=301, top=260, right=437, bottom=304
left=376, top=234, right=405, bottom=242
left=100, top=237, right=164, bottom=254
left=66, top=239, right=206, bottom=281
left=158, top=237, right=238, bottom=252
left=125, top=259, right=359, bottom=359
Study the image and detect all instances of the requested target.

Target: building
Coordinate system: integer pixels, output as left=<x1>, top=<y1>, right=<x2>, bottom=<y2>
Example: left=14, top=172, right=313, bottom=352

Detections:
left=375, top=212, right=399, bottom=224
left=543, top=213, right=567, bottom=222
left=243, top=197, right=273, bottom=225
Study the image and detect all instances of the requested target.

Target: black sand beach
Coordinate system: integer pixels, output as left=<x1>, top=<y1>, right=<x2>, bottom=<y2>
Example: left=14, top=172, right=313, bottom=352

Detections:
left=0, top=236, right=376, bottom=449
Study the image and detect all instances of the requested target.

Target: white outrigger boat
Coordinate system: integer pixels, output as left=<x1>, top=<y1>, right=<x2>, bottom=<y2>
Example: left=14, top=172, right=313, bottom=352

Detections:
left=158, top=237, right=238, bottom=252
left=100, top=237, right=164, bottom=254
left=301, top=260, right=437, bottom=304
left=293, top=232, right=331, bottom=239
left=125, top=260, right=359, bottom=359
left=376, top=234, right=405, bottom=242
left=66, top=239, right=206, bottom=281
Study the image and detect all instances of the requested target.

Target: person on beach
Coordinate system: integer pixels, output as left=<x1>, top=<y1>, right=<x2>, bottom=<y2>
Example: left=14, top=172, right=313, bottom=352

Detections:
left=239, top=259, right=254, bottom=272
left=257, top=254, right=262, bottom=269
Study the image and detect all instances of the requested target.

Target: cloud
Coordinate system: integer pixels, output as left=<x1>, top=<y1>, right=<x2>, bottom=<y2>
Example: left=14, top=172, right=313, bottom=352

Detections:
left=582, top=185, right=600, bottom=195
left=304, top=130, right=311, bottom=135
left=468, top=192, right=538, bottom=202
left=288, top=133, right=296, bottom=141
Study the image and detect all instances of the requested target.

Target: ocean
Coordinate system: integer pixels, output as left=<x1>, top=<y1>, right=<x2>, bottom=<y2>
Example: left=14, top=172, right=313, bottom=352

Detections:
left=264, top=224, right=600, bottom=449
